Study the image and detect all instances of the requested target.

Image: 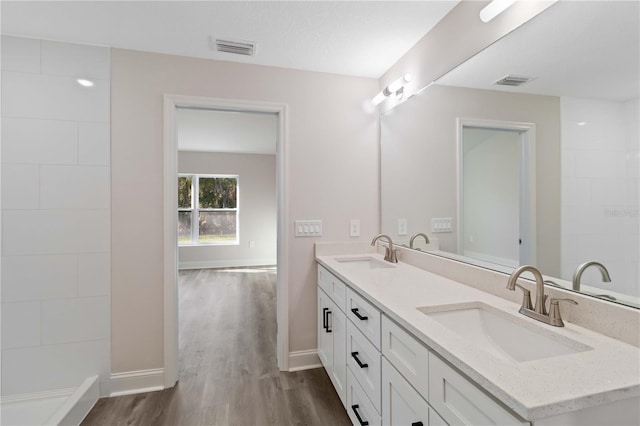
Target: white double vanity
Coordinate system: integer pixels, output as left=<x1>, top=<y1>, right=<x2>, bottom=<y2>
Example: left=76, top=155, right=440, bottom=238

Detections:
left=316, top=243, right=640, bottom=426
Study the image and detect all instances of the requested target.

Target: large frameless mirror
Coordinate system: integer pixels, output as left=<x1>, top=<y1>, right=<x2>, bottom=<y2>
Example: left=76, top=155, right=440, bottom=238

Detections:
left=381, top=1, right=639, bottom=308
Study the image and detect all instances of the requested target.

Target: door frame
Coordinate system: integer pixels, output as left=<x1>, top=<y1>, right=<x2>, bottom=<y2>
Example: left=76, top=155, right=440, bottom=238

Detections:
left=163, top=94, right=290, bottom=387
left=456, top=117, right=537, bottom=267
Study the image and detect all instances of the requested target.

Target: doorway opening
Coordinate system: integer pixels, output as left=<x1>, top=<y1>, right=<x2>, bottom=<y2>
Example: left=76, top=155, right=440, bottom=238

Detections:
left=457, top=118, right=537, bottom=268
left=163, top=96, right=290, bottom=388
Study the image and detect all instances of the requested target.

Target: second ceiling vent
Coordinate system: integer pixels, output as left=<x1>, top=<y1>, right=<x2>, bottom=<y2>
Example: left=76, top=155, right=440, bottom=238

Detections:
left=211, top=38, right=256, bottom=57
left=493, top=75, right=534, bottom=87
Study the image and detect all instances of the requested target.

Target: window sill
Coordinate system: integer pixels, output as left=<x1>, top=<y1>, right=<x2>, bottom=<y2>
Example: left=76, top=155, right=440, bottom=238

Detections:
left=179, top=242, right=240, bottom=247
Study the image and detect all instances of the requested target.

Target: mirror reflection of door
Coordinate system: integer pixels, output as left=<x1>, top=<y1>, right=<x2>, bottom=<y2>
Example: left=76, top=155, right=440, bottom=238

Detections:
left=460, top=125, right=532, bottom=267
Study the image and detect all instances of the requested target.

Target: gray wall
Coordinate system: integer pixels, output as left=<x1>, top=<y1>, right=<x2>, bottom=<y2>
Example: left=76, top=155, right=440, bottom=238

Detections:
left=110, top=48, right=379, bottom=372
left=381, top=84, right=561, bottom=276
left=178, top=151, right=277, bottom=269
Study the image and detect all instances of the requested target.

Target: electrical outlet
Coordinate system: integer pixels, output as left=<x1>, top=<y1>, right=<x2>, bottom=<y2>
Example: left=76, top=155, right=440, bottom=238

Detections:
left=350, top=219, right=360, bottom=237
left=398, top=218, right=408, bottom=236
left=249, top=240, right=256, bottom=248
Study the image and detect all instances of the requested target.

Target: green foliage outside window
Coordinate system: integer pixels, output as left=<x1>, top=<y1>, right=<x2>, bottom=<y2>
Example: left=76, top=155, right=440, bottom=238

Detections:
left=178, top=175, right=238, bottom=244
left=178, top=176, right=192, bottom=208
left=199, top=177, right=237, bottom=209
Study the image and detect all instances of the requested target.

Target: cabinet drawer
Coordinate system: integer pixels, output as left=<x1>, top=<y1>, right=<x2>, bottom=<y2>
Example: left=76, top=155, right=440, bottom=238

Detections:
left=347, top=287, right=381, bottom=349
left=428, top=353, right=529, bottom=426
left=381, top=357, right=429, bottom=426
left=381, top=315, right=429, bottom=398
left=347, top=321, right=382, bottom=413
left=348, top=368, right=382, bottom=426
left=318, top=266, right=347, bottom=312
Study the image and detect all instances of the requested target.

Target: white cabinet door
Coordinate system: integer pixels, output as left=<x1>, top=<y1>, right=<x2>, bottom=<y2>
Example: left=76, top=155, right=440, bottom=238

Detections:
left=318, top=286, right=347, bottom=407
left=381, top=357, right=430, bottom=426
left=381, top=315, right=429, bottom=398
left=318, top=265, right=347, bottom=312
left=348, top=368, right=382, bottom=426
left=429, top=353, right=529, bottom=426
left=318, top=288, right=334, bottom=372
left=429, top=408, right=448, bottom=426
left=332, top=299, right=347, bottom=406
left=347, top=321, right=382, bottom=413
left=347, top=287, right=382, bottom=349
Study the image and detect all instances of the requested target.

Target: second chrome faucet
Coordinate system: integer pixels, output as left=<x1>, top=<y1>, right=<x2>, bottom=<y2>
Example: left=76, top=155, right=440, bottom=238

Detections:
left=371, top=234, right=398, bottom=263
left=409, top=232, right=430, bottom=250
left=572, top=261, right=612, bottom=291
left=507, top=265, right=577, bottom=327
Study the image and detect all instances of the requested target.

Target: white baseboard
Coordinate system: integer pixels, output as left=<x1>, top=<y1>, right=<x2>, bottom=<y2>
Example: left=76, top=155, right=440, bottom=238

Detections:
left=0, top=387, right=75, bottom=404
left=107, top=368, right=165, bottom=397
left=288, top=349, right=321, bottom=372
left=52, top=375, right=99, bottom=426
left=179, top=258, right=277, bottom=270
left=1, top=376, right=99, bottom=426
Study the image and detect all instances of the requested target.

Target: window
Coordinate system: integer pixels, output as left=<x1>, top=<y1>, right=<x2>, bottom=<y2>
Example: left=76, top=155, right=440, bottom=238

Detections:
left=178, top=174, right=239, bottom=245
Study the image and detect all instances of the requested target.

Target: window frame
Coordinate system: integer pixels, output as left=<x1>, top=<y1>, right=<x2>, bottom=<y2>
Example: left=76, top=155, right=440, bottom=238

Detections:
left=178, top=173, right=239, bottom=246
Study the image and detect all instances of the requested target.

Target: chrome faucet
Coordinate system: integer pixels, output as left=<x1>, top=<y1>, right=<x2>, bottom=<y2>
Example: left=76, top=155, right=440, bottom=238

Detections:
left=507, top=265, right=577, bottom=327
left=507, top=265, right=547, bottom=315
left=572, top=261, right=611, bottom=291
left=371, top=234, right=398, bottom=263
left=409, top=232, right=430, bottom=250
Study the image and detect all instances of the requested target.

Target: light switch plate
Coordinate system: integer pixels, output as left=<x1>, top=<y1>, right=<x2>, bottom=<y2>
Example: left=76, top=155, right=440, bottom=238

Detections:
left=294, top=220, right=323, bottom=237
left=431, top=218, right=453, bottom=233
left=350, top=219, right=360, bottom=237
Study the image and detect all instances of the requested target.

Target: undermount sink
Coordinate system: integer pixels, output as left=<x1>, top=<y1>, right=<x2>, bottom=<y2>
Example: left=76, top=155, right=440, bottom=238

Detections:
left=334, top=256, right=395, bottom=271
left=418, top=302, right=592, bottom=363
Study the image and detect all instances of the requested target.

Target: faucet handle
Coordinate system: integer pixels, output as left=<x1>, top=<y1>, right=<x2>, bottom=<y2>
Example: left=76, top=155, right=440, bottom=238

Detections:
left=385, top=246, right=399, bottom=263
left=549, top=298, right=578, bottom=327
left=514, top=284, right=533, bottom=311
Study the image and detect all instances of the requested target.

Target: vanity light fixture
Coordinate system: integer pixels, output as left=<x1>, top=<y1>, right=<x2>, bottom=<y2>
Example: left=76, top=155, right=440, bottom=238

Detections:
left=371, top=74, right=412, bottom=106
left=479, top=0, right=516, bottom=23
left=76, top=78, right=95, bottom=87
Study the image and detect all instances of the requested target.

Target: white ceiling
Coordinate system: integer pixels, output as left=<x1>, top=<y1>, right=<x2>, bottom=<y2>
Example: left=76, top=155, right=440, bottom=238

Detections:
left=436, top=1, right=640, bottom=102
left=0, top=1, right=458, bottom=78
left=177, top=108, right=277, bottom=154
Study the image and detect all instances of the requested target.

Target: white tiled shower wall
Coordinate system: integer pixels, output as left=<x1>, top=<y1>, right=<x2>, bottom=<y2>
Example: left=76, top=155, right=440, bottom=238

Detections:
left=1, top=36, right=111, bottom=396
left=561, top=96, right=640, bottom=297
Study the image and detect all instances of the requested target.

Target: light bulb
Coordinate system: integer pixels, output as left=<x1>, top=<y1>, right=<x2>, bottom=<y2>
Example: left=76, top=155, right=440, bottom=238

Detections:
left=387, top=74, right=412, bottom=94
left=479, top=0, right=516, bottom=23
left=77, top=78, right=95, bottom=87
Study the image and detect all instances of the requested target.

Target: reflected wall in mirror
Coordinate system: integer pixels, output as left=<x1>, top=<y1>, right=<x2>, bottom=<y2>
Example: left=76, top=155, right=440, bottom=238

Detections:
left=460, top=122, right=535, bottom=269
left=380, top=1, right=639, bottom=308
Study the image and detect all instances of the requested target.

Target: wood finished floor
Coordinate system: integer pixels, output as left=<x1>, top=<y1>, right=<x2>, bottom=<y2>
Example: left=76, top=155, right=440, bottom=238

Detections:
left=82, top=267, right=350, bottom=426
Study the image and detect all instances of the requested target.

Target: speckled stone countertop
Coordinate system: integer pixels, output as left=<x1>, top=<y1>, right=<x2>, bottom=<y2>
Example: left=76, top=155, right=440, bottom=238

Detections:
left=316, top=252, right=640, bottom=421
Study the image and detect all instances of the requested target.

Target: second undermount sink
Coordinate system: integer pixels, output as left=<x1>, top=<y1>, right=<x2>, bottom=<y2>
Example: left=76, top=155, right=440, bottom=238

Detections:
left=418, top=302, right=592, bottom=363
left=334, top=256, right=396, bottom=271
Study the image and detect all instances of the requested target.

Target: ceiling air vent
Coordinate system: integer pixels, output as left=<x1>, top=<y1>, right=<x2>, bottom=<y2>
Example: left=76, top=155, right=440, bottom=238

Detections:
left=493, top=75, right=533, bottom=87
left=211, top=38, right=256, bottom=57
